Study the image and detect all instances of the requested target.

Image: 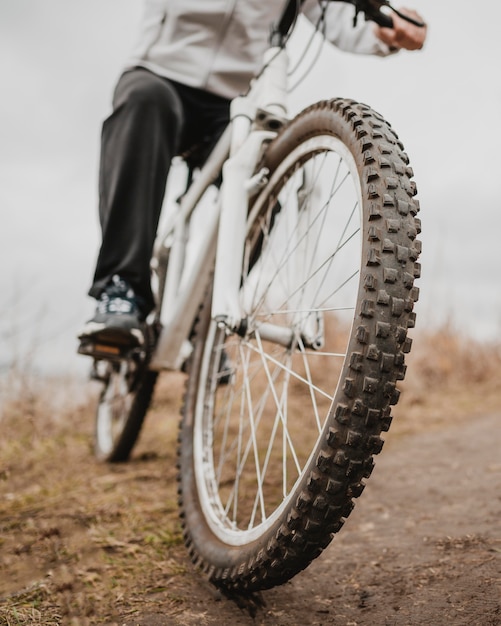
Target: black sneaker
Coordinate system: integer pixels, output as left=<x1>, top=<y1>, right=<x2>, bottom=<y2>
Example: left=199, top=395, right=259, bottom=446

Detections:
left=78, top=275, right=146, bottom=357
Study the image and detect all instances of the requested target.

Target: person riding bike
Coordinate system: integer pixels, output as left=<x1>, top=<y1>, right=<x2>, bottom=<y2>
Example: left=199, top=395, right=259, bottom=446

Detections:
left=78, top=0, right=426, bottom=355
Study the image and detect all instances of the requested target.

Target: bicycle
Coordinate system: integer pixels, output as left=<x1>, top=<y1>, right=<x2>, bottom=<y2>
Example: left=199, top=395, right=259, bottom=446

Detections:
left=80, top=0, right=423, bottom=593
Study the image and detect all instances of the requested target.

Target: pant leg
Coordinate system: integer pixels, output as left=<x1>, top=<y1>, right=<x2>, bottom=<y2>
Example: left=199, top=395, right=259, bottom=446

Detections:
left=172, top=80, right=231, bottom=169
left=89, top=68, right=184, bottom=314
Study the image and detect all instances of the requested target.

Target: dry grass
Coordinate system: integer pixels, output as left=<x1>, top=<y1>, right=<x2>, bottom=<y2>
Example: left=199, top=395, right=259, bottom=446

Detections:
left=0, top=372, right=189, bottom=625
left=1, top=327, right=500, bottom=624
left=393, top=326, right=501, bottom=437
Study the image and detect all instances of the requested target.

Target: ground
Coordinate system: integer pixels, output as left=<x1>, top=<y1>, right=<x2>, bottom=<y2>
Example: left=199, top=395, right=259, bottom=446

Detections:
left=1, top=335, right=501, bottom=625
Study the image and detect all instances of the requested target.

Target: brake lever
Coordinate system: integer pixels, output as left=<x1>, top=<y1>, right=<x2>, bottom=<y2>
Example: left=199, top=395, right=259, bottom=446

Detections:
left=344, top=0, right=425, bottom=29
left=391, top=5, right=425, bottom=28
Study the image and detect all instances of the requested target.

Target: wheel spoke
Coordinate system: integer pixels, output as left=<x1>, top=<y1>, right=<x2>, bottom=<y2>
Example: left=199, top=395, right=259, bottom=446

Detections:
left=296, top=334, right=322, bottom=434
left=219, top=343, right=281, bottom=522
left=248, top=158, right=356, bottom=322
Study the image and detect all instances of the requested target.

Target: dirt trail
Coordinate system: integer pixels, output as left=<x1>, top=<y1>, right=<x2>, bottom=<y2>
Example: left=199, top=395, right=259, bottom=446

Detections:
left=1, top=379, right=500, bottom=625
left=126, top=411, right=501, bottom=626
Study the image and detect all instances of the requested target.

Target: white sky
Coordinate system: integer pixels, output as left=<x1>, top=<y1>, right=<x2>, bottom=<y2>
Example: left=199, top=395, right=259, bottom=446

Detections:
left=1, top=0, right=500, bottom=377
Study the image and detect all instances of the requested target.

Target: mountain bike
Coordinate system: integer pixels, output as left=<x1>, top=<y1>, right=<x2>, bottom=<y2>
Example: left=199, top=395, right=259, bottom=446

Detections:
left=80, top=0, right=423, bottom=593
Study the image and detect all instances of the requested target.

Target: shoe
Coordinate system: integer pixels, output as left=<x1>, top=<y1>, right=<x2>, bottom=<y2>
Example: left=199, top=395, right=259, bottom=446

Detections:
left=78, top=275, right=146, bottom=357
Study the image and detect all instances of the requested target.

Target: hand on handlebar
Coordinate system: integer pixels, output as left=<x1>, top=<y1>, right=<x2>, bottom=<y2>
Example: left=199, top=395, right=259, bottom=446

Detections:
left=375, top=7, right=427, bottom=51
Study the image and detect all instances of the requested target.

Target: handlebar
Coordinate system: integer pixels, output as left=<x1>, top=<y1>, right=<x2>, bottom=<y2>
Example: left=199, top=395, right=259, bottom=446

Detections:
left=354, top=0, right=395, bottom=28
left=271, top=0, right=425, bottom=46
left=340, top=0, right=426, bottom=29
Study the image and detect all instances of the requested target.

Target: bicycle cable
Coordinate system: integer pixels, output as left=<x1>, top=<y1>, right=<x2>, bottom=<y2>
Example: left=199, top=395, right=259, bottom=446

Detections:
left=287, top=0, right=329, bottom=94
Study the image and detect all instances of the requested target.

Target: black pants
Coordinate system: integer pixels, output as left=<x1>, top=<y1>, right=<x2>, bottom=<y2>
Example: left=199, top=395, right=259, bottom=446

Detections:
left=89, top=67, right=231, bottom=314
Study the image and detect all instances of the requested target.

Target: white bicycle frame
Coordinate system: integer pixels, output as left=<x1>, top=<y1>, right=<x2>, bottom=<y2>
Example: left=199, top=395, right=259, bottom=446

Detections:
left=148, top=45, right=292, bottom=371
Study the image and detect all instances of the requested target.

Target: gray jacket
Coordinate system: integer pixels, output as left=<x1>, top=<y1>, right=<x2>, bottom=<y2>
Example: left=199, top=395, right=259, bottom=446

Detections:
left=127, top=0, right=392, bottom=99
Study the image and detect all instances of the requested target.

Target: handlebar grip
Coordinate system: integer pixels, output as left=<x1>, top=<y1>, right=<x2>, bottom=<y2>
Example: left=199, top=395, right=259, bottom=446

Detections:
left=371, top=11, right=393, bottom=28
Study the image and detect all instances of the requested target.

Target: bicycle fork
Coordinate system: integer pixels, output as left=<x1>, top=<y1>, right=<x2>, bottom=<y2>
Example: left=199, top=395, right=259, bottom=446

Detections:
left=211, top=49, right=329, bottom=351
left=212, top=124, right=326, bottom=352
left=211, top=46, right=294, bottom=345
left=211, top=125, right=275, bottom=333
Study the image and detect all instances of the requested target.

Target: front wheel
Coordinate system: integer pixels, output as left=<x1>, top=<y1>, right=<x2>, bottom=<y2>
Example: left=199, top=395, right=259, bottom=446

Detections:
left=178, top=99, right=421, bottom=592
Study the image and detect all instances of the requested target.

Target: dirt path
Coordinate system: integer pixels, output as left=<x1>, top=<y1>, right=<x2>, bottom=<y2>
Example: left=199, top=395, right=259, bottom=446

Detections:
left=1, top=381, right=500, bottom=625
left=125, top=411, right=501, bottom=626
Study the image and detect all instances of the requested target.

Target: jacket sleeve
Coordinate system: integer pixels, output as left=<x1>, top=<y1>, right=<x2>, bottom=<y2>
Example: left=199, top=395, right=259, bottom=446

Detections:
left=302, top=1, right=395, bottom=56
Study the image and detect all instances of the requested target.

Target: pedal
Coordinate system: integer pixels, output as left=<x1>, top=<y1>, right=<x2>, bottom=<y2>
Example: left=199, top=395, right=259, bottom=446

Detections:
left=78, top=338, right=139, bottom=361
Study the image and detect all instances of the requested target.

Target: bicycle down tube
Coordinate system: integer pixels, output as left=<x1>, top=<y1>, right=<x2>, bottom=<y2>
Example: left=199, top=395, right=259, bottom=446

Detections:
left=148, top=126, right=230, bottom=371
left=150, top=44, right=291, bottom=370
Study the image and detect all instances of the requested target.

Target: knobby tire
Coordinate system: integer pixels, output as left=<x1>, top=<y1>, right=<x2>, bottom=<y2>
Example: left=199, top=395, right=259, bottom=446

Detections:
left=178, top=98, right=421, bottom=592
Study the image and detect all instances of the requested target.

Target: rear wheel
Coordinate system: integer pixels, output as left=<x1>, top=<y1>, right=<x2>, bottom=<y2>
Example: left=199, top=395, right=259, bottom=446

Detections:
left=94, top=358, right=157, bottom=462
left=178, top=99, right=421, bottom=591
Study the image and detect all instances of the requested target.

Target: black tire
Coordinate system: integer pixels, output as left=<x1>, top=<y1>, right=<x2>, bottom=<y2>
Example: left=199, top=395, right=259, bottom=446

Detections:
left=178, top=99, right=421, bottom=592
left=94, top=360, right=158, bottom=462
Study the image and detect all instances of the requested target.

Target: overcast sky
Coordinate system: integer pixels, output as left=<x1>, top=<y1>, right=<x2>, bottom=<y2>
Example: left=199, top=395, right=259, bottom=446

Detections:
left=1, top=0, right=500, bottom=378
